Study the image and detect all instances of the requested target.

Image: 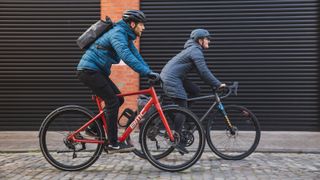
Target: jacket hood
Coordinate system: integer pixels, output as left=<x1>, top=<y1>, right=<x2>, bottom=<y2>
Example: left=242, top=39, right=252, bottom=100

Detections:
left=116, top=20, right=137, bottom=40
left=183, top=39, right=203, bottom=50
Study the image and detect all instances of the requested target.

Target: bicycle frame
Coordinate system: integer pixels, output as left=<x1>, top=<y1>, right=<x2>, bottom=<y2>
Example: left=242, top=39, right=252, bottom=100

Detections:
left=187, top=82, right=239, bottom=128
left=67, top=86, right=175, bottom=144
left=186, top=93, right=235, bottom=130
left=187, top=94, right=220, bottom=123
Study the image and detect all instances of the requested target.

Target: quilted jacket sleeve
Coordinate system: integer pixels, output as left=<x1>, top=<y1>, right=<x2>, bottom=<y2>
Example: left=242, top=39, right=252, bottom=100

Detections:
left=109, top=30, right=151, bottom=76
left=129, top=42, right=149, bottom=68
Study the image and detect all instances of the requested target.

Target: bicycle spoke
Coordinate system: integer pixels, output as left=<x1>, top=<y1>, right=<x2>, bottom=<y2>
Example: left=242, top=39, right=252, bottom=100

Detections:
left=214, top=135, right=230, bottom=148
left=234, top=135, right=248, bottom=147
left=222, top=138, right=232, bottom=151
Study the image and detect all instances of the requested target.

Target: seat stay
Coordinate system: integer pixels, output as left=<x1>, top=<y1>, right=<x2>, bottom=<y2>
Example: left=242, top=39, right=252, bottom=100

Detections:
left=68, top=111, right=105, bottom=144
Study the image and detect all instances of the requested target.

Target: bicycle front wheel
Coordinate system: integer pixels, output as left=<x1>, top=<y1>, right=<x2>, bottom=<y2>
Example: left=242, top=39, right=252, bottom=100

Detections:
left=141, top=106, right=205, bottom=172
left=39, top=105, right=104, bottom=171
left=206, top=105, right=261, bottom=160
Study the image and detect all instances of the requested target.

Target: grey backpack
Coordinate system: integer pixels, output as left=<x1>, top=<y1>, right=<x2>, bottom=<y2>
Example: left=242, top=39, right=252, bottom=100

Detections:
left=76, top=16, right=113, bottom=50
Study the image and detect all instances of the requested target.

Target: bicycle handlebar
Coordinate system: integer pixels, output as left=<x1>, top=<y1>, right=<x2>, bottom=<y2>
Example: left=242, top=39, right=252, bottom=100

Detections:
left=147, top=77, right=162, bottom=86
left=147, top=72, right=161, bottom=86
left=215, top=81, right=239, bottom=99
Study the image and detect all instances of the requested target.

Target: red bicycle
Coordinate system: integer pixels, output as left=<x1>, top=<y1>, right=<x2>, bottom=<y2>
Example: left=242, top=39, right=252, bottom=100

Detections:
left=39, top=80, right=205, bottom=172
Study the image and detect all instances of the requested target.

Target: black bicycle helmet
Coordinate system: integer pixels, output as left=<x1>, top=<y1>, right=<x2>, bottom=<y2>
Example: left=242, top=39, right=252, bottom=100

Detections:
left=122, top=10, right=147, bottom=23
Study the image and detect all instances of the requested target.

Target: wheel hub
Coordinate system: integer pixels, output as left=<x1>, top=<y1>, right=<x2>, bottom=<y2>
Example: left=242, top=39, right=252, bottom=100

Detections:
left=147, top=126, right=159, bottom=141
left=63, top=137, right=75, bottom=150
left=226, top=126, right=238, bottom=137
left=63, top=133, right=84, bottom=150
left=165, top=131, right=180, bottom=146
left=181, top=131, right=194, bottom=147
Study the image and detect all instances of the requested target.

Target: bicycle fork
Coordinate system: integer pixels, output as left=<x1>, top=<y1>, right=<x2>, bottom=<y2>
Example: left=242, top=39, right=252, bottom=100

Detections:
left=217, top=103, right=233, bottom=128
left=215, top=94, right=235, bottom=134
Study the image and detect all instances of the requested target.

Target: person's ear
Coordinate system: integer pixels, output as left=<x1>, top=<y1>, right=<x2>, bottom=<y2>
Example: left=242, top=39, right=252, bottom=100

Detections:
left=130, top=21, right=136, bottom=28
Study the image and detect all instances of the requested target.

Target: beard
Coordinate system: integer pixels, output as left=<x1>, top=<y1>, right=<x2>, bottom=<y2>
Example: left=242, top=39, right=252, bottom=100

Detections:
left=133, top=25, right=143, bottom=37
left=134, top=30, right=142, bottom=37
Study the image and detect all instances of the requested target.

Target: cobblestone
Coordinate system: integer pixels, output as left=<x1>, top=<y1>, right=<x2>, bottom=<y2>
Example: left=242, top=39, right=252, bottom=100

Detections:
left=1, top=152, right=320, bottom=179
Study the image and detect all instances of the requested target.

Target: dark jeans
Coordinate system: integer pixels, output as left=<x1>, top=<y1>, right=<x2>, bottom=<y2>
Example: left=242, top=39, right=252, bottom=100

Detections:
left=77, top=69, right=124, bottom=145
left=172, top=78, right=200, bottom=133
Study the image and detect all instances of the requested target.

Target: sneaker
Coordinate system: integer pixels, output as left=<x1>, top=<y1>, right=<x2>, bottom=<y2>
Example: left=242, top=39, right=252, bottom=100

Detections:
left=106, top=142, right=135, bottom=154
left=175, top=143, right=189, bottom=155
left=174, top=131, right=189, bottom=155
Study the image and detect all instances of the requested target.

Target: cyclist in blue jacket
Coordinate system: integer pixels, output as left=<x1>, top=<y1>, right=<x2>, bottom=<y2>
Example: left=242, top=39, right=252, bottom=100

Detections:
left=160, top=29, right=226, bottom=153
left=77, top=10, right=159, bottom=153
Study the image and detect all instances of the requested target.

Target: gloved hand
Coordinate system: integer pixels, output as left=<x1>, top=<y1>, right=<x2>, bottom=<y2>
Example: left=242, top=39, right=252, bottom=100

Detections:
left=213, top=83, right=227, bottom=92
left=218, top=83, right=227, bottom=89
left=147, top=72, right=160, bottom=81
left=214, top=83, right=228, bottom=95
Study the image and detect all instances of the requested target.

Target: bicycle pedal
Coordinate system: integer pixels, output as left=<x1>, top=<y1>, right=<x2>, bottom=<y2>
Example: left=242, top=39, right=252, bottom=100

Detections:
left=103, top=144, right=110, bottom=154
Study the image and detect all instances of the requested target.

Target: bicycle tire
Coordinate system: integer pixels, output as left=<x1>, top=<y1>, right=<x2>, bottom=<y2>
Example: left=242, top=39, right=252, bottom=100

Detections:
left=141, top=106, right=205, bottom=172
left=39, top=105, right=105, bottom=171
left=126, top=126, right=145, bottom=159
left=206, top=105, right=261, bottom=160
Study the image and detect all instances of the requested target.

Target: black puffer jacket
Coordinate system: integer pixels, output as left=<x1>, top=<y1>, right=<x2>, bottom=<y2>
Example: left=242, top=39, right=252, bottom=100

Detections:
left=160, top=39, right=221, bottom=99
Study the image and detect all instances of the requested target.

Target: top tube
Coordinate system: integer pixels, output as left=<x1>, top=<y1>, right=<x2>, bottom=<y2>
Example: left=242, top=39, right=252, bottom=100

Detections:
left=116, top=78, right=161, bottom=97
left=187, top=81, right=238, bottom=102
left=92, top=78, right=162, bottom=110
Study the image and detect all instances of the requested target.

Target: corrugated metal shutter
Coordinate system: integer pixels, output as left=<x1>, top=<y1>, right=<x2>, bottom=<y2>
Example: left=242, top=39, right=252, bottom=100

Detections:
left=0, top=0, right=100, bottom=130
left=140, top=0, right=320, bottom=131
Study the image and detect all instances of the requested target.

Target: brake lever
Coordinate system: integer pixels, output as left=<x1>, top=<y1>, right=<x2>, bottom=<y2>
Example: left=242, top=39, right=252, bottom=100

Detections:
left=229, top=82, right=239, bottom=96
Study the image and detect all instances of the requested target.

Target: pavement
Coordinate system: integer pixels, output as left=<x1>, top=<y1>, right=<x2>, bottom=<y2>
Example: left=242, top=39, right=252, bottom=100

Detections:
left=0, top=131, right=320, bottom=179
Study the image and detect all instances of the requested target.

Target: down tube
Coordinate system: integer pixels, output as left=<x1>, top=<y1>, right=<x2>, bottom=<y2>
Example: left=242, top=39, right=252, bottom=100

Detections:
left=154, top=103, right=174, bottom=142
left=118, top=98, right=153, bottom=142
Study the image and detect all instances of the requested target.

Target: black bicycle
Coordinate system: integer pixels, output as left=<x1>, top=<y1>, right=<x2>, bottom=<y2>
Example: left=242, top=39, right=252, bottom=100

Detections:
left=187, top=82, right=260, bottom=160
left=128, top=82, right=260, bottom=160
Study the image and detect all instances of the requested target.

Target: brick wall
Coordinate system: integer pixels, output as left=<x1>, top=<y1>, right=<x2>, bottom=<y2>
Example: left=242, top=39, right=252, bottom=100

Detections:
left=100, top=0, right=141, bottom=115
left=101, top=0, right=140, bottom=21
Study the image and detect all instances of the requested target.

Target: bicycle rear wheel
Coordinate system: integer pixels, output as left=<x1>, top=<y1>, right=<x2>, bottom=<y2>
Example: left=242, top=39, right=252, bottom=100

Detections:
left=141, top=106, right=205, bottom=172
left=39, top=105, right=104, bottom=171
left=206, top=105, right=260, bottom=160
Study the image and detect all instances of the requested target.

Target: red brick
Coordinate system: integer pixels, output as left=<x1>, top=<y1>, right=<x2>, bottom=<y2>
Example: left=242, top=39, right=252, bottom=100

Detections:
left=100, top=0, right=141, bottom=117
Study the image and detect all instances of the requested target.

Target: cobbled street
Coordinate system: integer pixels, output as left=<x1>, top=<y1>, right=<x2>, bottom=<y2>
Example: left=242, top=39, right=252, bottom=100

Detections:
left=1, top=152, right=320, bottom=180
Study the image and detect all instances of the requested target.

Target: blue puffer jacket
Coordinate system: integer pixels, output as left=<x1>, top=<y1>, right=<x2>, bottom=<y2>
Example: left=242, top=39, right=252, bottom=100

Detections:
left=77, top=20, right=151, bottom=76
left=160, top=39, right=222, bottom=99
